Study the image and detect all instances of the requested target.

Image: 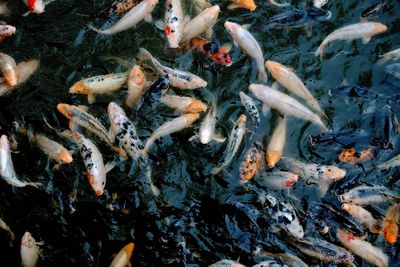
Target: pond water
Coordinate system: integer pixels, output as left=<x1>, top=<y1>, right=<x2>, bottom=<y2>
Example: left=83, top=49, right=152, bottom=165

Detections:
left=0, top=0, right=399, bottom=266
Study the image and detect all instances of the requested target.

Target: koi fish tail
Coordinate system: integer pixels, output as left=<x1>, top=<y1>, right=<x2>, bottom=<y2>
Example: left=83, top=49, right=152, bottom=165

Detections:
left=28, top=182, right=42, bottom=188
left=211, top=165, right=223, bottom=175
left=257, top=69, right=269, bottom=84
left=88, top=24, right=110, bottom=35
left=315, top=42, right=326, bottom=59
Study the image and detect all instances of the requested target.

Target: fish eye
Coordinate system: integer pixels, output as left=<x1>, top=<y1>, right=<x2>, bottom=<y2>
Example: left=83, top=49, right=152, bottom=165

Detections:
left=101, top=181, right=105, bottom=185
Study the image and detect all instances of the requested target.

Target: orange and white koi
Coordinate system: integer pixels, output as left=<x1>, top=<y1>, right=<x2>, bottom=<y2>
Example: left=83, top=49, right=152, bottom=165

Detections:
left=143, top=113, right=200, bottom=154
left=0, top=135, right=41, bottom=188
left=137, top=48, right=207, bottom=89
left=315, top=22, right=387, bottom=58
left=21, top=232, right=42, bottom=267
left=125, top=65, right=148, bottom=111
left=239, top=145, right=264, bottom=181
left=338, top=147, right=373, bottom=164
left=180, top=5, right=220, bottom=44
left=191, top=38, right=232, bottom=66
left=338, top=185, right=400, bottom=205
left=69, top=72, right=129, bottom=104
left=161, top=94, right=207, bottom=114
left=225, top=21, right=268, bottom=83
left=89, top=0, right=158, bottom=35
left=110, top=242, right=135, bottom=267
left=337, top=229, right=389, bottom=267
left=381, top=204, right=399, bottom=245
left=266, top=116, right=287, bottom=168
left=377, top=47, right=400, bottom=65
left=23, top=0, right=45, bottom=14
left=0, top=23, right=16, bottom=41
left=165, top=0, right=184, bottom=48
left=341, top=204, right=380, bottom=233
left=249, top=84, right=327, bottom=131
left=211, top=114, right=247, bottom=174
left=0, top=217, right=14, bottom=240
left=228, top=0, right=257, bottom=11
left=256, top=171, right=298, bottom=190
left=0, top=59, right=39, bottom=96
left=0, top=52, right=17, bottom=86
left=265, top=60, right=325, bottom=117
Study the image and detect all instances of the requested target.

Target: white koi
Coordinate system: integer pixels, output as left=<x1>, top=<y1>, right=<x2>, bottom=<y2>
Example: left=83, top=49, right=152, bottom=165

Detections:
left=30, top=133, right=73, bottom=165
left=266, top=116, right=286, bottom=168
left=160, top=94, right=207, bottom=114
left=239, top=91, right=260, bottom=128
left=209, top=259, right=246, bottom=267
left=165, top=0, right=184, bottom=48
left=21, top=232, right=42, bottom=267
left=338, top=185, right=400, bottom=205
left=125, top=65, right=147, bottom=111
left=341, top=204, right=380, bottom=233
left=256, top=171, right=298, bottom=190
left=0, top=24, right=16, bottom=40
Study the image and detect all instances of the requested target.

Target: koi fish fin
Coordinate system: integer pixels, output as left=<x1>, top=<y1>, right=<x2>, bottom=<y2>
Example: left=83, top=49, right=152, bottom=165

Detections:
left=222, top=42, right=233, bottom=53
left=105, top=160, right=117, bottom=173
left=87, top=93, right=95, bottom=104
left=271, top=81, right=280, bottom=91
left=262, top=104, right=271, bottom=117
left=150, top=183, right=161, bottom=197
left=205, top=28, right=213, bottom=39
left=154, top=20, right=165, bottom=30
left=213, top=132, right=226, bottom=143
left=211, top=165, right=224, bottom=175
left=242, top=24, right=251, bottom=30
left=112, top=146, right=127, bottom=160
left=28, top=182, right=42, bottom=188
left=144, top=14, right=152, bottom=23
left=317, top=182, right=330, bottom=196
left=362, top=36, right=371, bottom=44
left=188, top=134, right=199, bottom=142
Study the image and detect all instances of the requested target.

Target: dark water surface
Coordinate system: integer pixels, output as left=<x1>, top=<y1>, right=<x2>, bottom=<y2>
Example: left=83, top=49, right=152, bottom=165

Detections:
left=0, top=0, right=400, bottom=266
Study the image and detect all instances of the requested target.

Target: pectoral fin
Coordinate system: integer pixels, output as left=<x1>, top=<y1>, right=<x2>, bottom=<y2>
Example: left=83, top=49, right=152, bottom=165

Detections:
left=213, top=132, right=226, bottom=143
left=362, top=36, right=371, bottom=44
left=87, top=94, right=96, bottom=104
left=262, top=104, right=271, bottom=116
left=105, top=160, right=117, bottom=173
left=144, top=14, right=152, bottom=23
left=154, top=20, right=165, bottom=30
left=188, top=134, right=199, bottom=142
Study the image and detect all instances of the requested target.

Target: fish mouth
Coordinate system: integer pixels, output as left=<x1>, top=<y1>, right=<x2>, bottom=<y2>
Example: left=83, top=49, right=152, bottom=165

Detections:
left=95, top=190, right=103, bottom=196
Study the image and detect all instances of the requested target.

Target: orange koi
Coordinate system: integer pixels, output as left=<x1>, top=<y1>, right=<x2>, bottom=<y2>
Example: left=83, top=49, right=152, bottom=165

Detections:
left=382, top=204, right=399, bottom=245
left=191, top=37, right=232, bottom=66
left=338, top=147, right=373, bottom=164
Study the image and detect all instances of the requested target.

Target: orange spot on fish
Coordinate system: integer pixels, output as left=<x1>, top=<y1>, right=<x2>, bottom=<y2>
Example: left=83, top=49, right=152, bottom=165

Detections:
left=165, top=25, right=171, bottom=36
left=338, top=147, right=373, bottom=164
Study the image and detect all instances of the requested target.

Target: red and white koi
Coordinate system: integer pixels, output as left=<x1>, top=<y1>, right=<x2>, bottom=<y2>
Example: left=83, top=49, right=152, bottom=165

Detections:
left=265, top=60, right=325, bottom=117
left=23, top=0, right=45, bottom=14
left=69, top=72, right=129, bottom=104
left=137, top=48, right=207, bottom=89
left=0, top=52, right=17, bottom=86
left=224, top=21, right=268, bottom=83
left=0, top=23, right=15, bottom=41
left=341, top=204, right=380, bottom=233
left=315, top=22, right=387, bottom=58
left=249, top=84, right=328, bottom=131
left=110, top=242, right=135, bottom=267
left=160, top=94, right=207, bottom=114
left=256, top=171, right=298, bottom=190
left=180, top=5, right=220, bottom=44
left=337, top=229, right=389, bottom=267
left=89, top=0, right=158, bottom=35
left=211, top=114, right=246, bottom=174
left=266, top=116, right=287, bottom=168
left=381, top=204, right=399, bottom=245
left=21, top=232, right=42, bottom=267
left=0, top=135, right=41, bottom=188
left=164, top=0, right=184, bottom=48
left=0, top=59, right=39, bottom=96
left=143, top=113, right=200, bottom=154
left=190, top=37, right=232, bottom=66
left=125, top=65, right=148, bottom=111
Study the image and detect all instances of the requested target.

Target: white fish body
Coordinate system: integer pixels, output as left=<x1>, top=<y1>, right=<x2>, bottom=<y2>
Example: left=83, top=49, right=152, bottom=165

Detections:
left=338, top=185, right=400, bottom=205
left=341, top=204, right=380, bottom=233
left=180, top=5, right=220, bottom=44
left=315, top=22, right=387, bottom=57
left=239, top=91, right=260, bottom=127
left=313, top=0, right=328, bottom=8
left=137, top=48, right=207, bottom=89
left=21, top=232, right=41, bottom=267
left=266, top=116, right=286, bottom=168
left=165, top=0, right=184, bottom=48
left=0, top=59, right=39, bottom=96
left=32, top=134, right=73, bottom=164
left=211, top=114, right=246, bottom=174
left=0, top=135, right=41, bottom=188
left=125, top=65, right=147, bottom=110
left=224, top=21, right=268, bottom=83
left=249, top=84, right=327, bottom=131
left=89, top=0, right=159, bottom=35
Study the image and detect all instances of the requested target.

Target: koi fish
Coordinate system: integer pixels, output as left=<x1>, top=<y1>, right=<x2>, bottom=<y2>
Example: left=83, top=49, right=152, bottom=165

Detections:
left=255, top=171, right=298, bottom=190
left=110, top=242, right=134, bottom=267
left=361, top=0, right=389, bottom=19
left=377, top=47, right=400, bottom=65
left=190, top=37, right=232, bottom=66
left=225, top=21, right=268, bottom=83
left=0, top=59, right=39, bottom=96
left=313, top=0, right=328, bottom=8
left=337, top=229, right=389, bottom=267
left=290, top=236, right=354, bottom=264
left=57, top=103, right=126, bottom=158
left=109, top=0, right=142, bottom=15
left=160, top=94, right=207, bottom=114
left=89, top=0, right=158, bottom=35
left=69, top=72, right=129, bottom=104
left=143, top=113, right=200, bottom=154
left=252, top=261, right=286, bottom=267
left=209, top=260, right=246, bottom=267
left=239, top=91, right=260, bottom=128
left=378, top=153, right=400, bottom=169
left=137, top=48, right=207, bottom=89
left=0, top=24, right=16, bottom=41
left=341, top=204, right=380, bottom=233
left=249, top=84, right=327, bottom=131
left=239, top=145, right=264, bottom=181
left=125, top=65, right=147, bottom=111
left=228, top=0, right=257, bottom=12
left=265, top=60, right=325, bottom=117
left=253, top=250, right=308, bottom=267
left=0, top=217, right=14, bottom=240
left=381, top=204, right=399, bottom=245
left=211, top=114, right=246, bottom=174
left=135, top=75, right=169, bottom=114
left=21, top=232, right=42, bottom=267
left=0, top=135, right=41, bottom=188
left=338, top=185, right=400, bottom=205
left=0, top=52, right=17, bottom=86
left=180, top=5, right=220, bottom=44
left=266, top=117, right=287, bottom=168
left=165, top=0, right=184, bottom=48
left=315, top=22, right=387, bottom=58
left=338, top=147, right=373, bottom=164
left=23, top=0, right=45, bottom=14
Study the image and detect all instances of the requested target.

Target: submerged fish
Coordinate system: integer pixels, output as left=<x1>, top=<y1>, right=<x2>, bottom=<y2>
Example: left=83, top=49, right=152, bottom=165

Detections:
left=0, top=59, right=39, bottom=96
left=239, top=91, right=260, bottom=128
left=338, top=185, right=400, bottom=205
left=191, top=38, right=232, bottom=66
left=341, top=204, right=380, bottom=233
left=378, top=153, right=400, bottom=169
left=239, top=145, right=264, bottom=181
left=89, top=0, right=158, bottom=35
left=125, top=65, right=147, bottom=111
left=0, top=217, right=14, bottom=240
left=338, top=147, right=373, bottom=164
left=137, top=48, right=207, bottom=89
left=315, top=22, right=387, bottom=58
left=290, top=236, right=354, bottom=264
left=266, top=117, right=287, bottom=168
left=21, top=232, right=42, bottom=267
left=386, top=63, right=400, bottom=79
left=337, top=229, right=388, bottom=267
left=228, top=0, right=257, bottom=12
left=211, top=114, right=246, bottom=174
left=377, top=47, right=400, bottom=65
left=225, top=21, right=268, bottom=83
left=254, top=250, right=308, bottom=267
left=361, top=0, right=389, bottom=19
left=110, top=242, right=134, bottom=267
left=255, top=171, right=298, bottom=190
left=249, top=84, right=327, bottom=131
left=23, top=0, right=45, bottom=14
left=69, top=72, right=129, bottom=104
left=0, top=135, right=41, bottom=188
left=313, top=0, right=328, bottom=9
left=265, top=8, right=331, bottom=29
left=381, top=204, right=399, bottom=245
left=0, top=24, right=16, bottom=41
left=160, top=94, right=207, bottom=114
left=135, top=75, right=170, bottom=114
left=0, top=52, right=17, bottom=86
left=29, top=132, right=73, bottom=165
left=164, top=0, right=184, bottom=48
left=209, top=259, right=246, bottom=267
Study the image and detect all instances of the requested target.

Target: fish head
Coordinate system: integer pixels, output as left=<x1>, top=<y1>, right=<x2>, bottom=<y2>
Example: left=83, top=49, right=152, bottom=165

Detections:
left=57, top=103, right=74, bottom=120
left=249, top=84, right=264, bottom=100
left=107, top=102, right=125, bottom=124
left=205, top=5, right=221, bottom=19
left=2, top=63, right=17, bottom=86
left=191, top=76, right=207, bottom=88
left=266, top=150, right=280, bottom=168
left=284, top=173, right=298, bottom=188
left=287, top=218, right=304, bottom=239
left=21, top=232, right=37, bottom=249
left=265, top=60, right=282, bottom=77
left=322, top=166, right=346, bottom=181
left=236, top=114, right=247, bottom=124
left=123, top=242, right=135, bottom=258
left=224, top=21, right=241, bottom=39
left=69, top=80, right=90, bottom=95
left=199, top=116, right=213, bottom=144
left=57, top=149, right=73, bottom=164
left=336, top=229, right=356, bottom=244
left=341, top=203, right=353, bottom=212
left=129, top=65, right=145, bottom=87
left=165, top=26, right=180, bottom=48
left=87, top=173, right=105, bottom=196
left=0, top=25, right=16, bottom=38
left=186, top=100, right=207, bottom=113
